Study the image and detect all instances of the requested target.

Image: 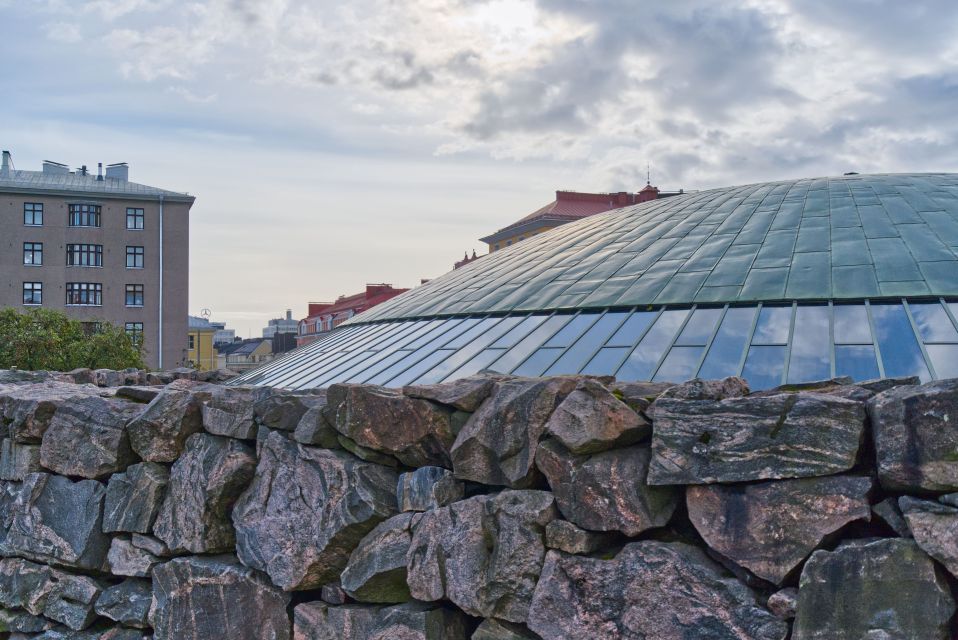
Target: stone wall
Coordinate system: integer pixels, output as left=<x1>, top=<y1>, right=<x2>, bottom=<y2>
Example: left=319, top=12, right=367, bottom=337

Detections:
left=1, top=369, right=957, bottom=639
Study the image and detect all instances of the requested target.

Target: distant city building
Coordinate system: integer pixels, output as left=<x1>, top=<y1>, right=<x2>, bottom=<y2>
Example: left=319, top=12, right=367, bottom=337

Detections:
left=479, top=184, right=682, bottom=253
left=217, top=338, right=272, bottom=372
left=187, top=315, right=218, bottom=371
left=263, top=309, right=298, bottom=338
left=298, top=284, right=409, bottom=347
left=0, top=150, right=194, bottom=369
left=212, top=324, right=235, bottom=347
left=453, top=250, right=479, bottom=270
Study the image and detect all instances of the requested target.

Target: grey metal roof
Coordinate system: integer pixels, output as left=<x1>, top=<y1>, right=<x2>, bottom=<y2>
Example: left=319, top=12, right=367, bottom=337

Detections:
left=356, top=173, right=958, bottom=323
left=0, top=169, right=194, bottom=202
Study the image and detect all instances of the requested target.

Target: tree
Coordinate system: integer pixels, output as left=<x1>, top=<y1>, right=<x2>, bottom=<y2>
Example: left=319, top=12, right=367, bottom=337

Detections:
left=0, top=308, right=146, bottom=371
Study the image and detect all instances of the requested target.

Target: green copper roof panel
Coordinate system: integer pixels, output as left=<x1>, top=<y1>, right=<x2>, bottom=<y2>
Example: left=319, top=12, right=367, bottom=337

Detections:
left=356, top=173, right=958, bottom=323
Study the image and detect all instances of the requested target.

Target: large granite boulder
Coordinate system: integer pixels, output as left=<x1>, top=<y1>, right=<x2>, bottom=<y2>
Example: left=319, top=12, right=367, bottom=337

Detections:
left=657, top=377, right=750, bottom=401
left=151, top=555, right=291, bottom=640
left=403, top=375, right=500, bottom=412
left=102, top=462, right=170, bottom=534
left=233, top=432, right=398, bottom=591
left=868, top=378, right=958, bottom=491
left=527, top=541, right=788, bottom=640
left=0, top=558, right=103, bottom=631
left=201, top=385, right=272, bottom=439
left=793, top=538, right=955, bottom=639
left=406, top=490, right=556, bottom=623
left=766, top=588, right=798, bottom=620
left=397, top=466, right=464, bottom=512
left=340, top=512, right=415, bottom=603
left=545, top=519, right=616, bottom=555
left=686, top=476, right=872, bottom=584
left=327, top=384, right=456, bottom=467
left=535, top=439, right=678, bottom=536
left=106, top=537, right=161, bottom=577
left=471, top=619, right=539, bottom=640
left=39, top=395, right=140, bottom=479
left=542, top=378, right=650, bottom=455
left=293, top=601, right=468, bottom=640
left=0, top=382, right=104, bottom=443
left=153, top=433, right=256, bottom=554
left=1, top=473, right=110, bottom=571
left=451, top=377, right=577, bottom=488
left=126, top=383, right=212, bottom=463
left=899, top=497, right=958, bottom=578
left=94, top=579, right=151, bottom=628
left=292, top=392, right=338, bottom=448
left=254, top=389, right=321, bottom=432
left=0, top=439, right=42, bottom=480
left=649, top=393, right=865, bottom=485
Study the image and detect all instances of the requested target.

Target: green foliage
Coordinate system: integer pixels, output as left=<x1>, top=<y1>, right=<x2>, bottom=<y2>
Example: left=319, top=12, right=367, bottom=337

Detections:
left=0, top=308, right=146, bottom=371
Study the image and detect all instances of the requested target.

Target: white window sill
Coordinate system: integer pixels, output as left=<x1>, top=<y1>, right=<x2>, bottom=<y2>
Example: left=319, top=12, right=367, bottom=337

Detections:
left=22, top=303, right=42, bottom=307
left=126, top=266, right=144, bottom=270
left=126, top=304, right=145, bottom=308
left=66, top=304, right=103, bottom=307
left=67, top=265, right=104, bottom=269
left=23, top=263, right=42, bottom=267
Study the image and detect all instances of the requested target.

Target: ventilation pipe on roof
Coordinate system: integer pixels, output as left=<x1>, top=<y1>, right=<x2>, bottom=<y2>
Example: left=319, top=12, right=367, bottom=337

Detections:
left=0, top=150, right=11, bottom=177
left=97, top=163, right=104, bottom=181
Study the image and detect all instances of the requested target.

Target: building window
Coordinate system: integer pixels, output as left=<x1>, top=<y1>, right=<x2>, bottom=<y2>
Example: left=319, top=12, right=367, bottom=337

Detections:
left=81, top=321, right=102, bottom=335
left=23, top=242, right=42, bottom=266
left=22, top=282, right=42, bottom=305
left=68, top=204, right=101, bottom=227
left=188, top=335, right=195, bottom=350
left=66, top=282, right=102, bottom=306
left=125, top=322, right=144, bottom=346
left=126, top=208, right=144, bottom=230
left=126, top=246, right=145, bottom=269
left=24, top=203, right=43, bottom=226
left=66, top=244, right=103, bottom=267
left=125, top=284, right=144, bottom=307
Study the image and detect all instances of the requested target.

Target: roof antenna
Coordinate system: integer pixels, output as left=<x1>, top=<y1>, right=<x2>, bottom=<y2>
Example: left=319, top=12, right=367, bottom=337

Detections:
left=646, top=162, right=651, bottom=186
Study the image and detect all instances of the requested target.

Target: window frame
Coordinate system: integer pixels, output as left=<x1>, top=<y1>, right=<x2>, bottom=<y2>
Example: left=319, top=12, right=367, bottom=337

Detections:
left=126, top=207, right=145, bottom=230
left=23, top=203, right=43, bottom=226
left=125, top=322, right=144, bottom=346
left=126, top=246, right=145, bottom=269
left=66, top=244, right=103, bottom=268
left=22, top=282, right=42, bottom=305
left=68, top=203, right=102, bottom=228
left=125, top=284, right=145, bottom=307
left=65, top=282, right=103, bottom=307
left=23, top=242, right=43, bottom=266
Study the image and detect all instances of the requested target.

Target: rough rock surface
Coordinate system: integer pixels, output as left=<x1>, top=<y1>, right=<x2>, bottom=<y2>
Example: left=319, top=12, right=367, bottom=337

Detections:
left=451, top=377, right=577, bottom=488
left=403, top=376, right=499, bottom=413
left=0, top=438, right=42, bottom=480
left=471, top=619, right=539, bottom=640
left=292, top=393, right=338, bottom=448
left=793, top=538, right=955, bottom=640
left=766, top=587, right=798, bottom=620
left=872, top=497, right=911, bottom=537
left=201, top=385, right=271, bottom=439
left=340, top=512, right=415, bottom=603
left=38, top=396, right=140, bottom=479
left=0, top=382, right=104, bottom=443
left=545, top=519, right=616, bottom=555
left=527, top=541, right=788, bottom=640
left=657, top=377, right=750, bottom=401
left=153, top=433, right=256, bottom=554
left=397, top=466, right=464, bottom=512
left=868, top=378, right=958, bottom=491
left=327, top=384, right=456, bottom=467
left=542, top=378, right=649, bottom=454
left=649, top=393, right=865, bottom=485
left=126, top=384, right=211, bottom=463
left=293, top=601, right=468, bottom=640
left=0, top=558, right=103, bottom=631
left=1, top=473, right=111, bottom=571
left=106, top=537, right=159, bottom=577
left=406, top=490, right=556, bottom=623
left=94, top=579, right=151, bottom=628
left=151, top=555, right=291, bottom=640
left=233, top=432, right=398, bottom=591
left=686, top=476, right=873, bottom=584
left=254, top=389, right=320, bottom=432
left=899, top=497, right=958, bottom=578
left=536, top=439, right=678, bottom=536
left=102, top=462, right=170, bottom=534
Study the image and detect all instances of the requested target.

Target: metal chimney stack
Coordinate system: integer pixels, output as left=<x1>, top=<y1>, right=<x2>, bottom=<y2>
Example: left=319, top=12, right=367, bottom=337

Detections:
left=0, top=150, right=11, bottom=177
left=97, top=162, right=104, bottom=181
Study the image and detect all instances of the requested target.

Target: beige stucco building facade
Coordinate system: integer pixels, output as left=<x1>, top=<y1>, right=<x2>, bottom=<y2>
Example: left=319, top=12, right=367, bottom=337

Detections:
left=0, top=152, right=194, bottom=369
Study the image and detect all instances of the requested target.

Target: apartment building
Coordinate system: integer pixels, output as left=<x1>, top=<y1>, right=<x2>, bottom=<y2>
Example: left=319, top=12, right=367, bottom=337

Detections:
left=0, top=150, right=194, bottom=369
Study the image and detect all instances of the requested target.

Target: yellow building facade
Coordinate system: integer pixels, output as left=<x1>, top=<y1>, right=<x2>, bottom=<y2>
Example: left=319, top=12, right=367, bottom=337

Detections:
left=187, top=317, right=218, bottom=371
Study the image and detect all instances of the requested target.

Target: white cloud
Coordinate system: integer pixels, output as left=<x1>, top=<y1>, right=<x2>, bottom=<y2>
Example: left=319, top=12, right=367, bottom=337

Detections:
left=43, top=21, right=82, bottom=43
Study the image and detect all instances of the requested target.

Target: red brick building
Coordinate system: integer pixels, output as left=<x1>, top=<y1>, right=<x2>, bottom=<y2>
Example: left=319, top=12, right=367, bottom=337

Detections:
left=297, top=283, right=409, bottom=347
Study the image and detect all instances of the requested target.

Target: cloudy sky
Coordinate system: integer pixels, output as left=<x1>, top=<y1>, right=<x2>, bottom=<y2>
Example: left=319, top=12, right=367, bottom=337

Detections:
left=3, top=0, right=958, bottom=336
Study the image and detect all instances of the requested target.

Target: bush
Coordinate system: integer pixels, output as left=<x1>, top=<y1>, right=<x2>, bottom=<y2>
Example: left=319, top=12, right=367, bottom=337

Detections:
left=0, top=308, right=146, bottom=371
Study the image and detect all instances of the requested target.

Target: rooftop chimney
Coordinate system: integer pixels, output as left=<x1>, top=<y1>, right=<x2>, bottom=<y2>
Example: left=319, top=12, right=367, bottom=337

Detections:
left=78, top=165, right=88, bottom=176
left=97, top=162, right=103, bottom=181
left=42, top=160, right=69, bottom=175
left=0, top=150, right=11, bottom=177
left=286, top=309, right=292, bottom=321
left=105, top=162, right=129, bottom=181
